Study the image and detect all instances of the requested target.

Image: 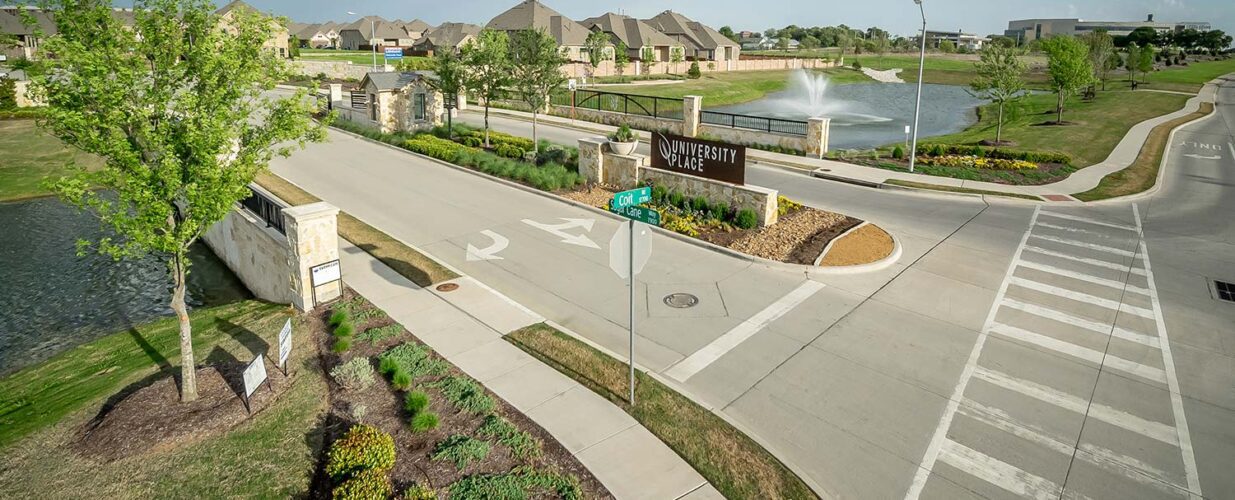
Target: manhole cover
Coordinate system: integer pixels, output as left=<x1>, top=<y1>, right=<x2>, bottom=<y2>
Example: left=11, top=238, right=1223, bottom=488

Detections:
left=663, top=293, right=699, bottom=309
left=435, top=283, right=460, bottom=293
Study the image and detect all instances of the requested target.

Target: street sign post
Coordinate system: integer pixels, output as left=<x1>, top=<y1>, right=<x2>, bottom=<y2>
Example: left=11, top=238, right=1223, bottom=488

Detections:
left=608, top=189, right=660, bottom=405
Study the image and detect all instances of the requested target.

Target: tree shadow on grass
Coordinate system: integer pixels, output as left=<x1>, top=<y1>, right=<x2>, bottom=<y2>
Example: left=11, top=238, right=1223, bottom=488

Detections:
left=214, top=317, right=271, bottom=359
left=204, top=346, right=247, bottom=401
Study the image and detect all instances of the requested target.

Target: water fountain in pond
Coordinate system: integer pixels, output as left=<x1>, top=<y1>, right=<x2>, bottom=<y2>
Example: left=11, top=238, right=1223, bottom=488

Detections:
left=748, top=70, right=895, bottom=126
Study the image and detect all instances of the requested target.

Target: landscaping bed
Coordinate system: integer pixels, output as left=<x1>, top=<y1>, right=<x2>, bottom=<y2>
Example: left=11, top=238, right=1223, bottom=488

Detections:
left=820, top=224, right=895, bottom=267
left=848, top=144, right=1077, bottom=185
left=315, top=290, right=609, bottom=499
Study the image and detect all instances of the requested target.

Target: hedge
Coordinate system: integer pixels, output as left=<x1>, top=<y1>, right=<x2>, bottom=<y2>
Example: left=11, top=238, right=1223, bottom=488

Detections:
left=919, top=144, right=1072, bottom=165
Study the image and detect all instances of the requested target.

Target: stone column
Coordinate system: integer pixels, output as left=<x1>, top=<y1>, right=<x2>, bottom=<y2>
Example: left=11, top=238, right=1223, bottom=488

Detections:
left=606, top=152, right=645, bottom=188
left=577, top=137, right=606, bottom=185
left=282, top=202, right=341, bottom=312
left=682, top=95, right=703, bottom=138
left=807, top=117, right=831, bottom=158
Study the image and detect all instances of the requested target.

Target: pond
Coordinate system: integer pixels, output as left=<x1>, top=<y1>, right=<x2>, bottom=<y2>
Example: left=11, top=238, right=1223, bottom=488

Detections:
left=708, top=70, right=986, bottom=150
left=0, top=197, right=251, bottom=375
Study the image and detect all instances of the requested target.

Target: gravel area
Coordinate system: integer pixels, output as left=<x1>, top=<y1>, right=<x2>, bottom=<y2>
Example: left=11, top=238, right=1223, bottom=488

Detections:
left=821, top=223, right=895, bottom=267
left=723, top=208, right=856, bottom=263
left=561, top=185, right=618, bottom=208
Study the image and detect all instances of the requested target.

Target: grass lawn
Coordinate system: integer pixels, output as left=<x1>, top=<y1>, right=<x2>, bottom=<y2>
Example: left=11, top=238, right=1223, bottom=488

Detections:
left=298, top=48, right=431, bottom=68
left=604, top=70, right=797, bottom=107
left=1140, top=57, right=1235, bottom=93
left=507, top=323, right=817, bottom=499
left=0, top=119, right=102, bottom=202
left=924, top=90, right=1190, bottom=168
left=1074, top=102, right=1215, bottom=201
left=0, top=300, right=327, bottom=497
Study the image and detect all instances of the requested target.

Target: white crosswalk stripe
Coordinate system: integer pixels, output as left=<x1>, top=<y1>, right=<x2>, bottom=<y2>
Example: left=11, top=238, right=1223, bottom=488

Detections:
left=906, top=206, right=1202, bottom=500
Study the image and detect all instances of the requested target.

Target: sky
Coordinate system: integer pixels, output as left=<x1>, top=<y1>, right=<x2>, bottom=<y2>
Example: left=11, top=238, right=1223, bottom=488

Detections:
left=121, top=0, right=1234, bottom=38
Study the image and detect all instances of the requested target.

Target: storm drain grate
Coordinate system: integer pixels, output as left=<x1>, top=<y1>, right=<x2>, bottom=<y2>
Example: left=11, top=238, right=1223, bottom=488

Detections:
left=663, top=293, right=700, bottom=309
left=1215, top=280, right=1235, bottom=303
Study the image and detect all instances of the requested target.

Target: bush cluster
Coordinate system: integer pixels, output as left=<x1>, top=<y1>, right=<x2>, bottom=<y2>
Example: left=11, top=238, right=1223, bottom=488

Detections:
left=326, top=425, right=397, bottom=480
left=331, top=468, right=393, bottom=500
left=356, top=324, right=402, bottom=343
left=331, top=308, right=356, bottom=353
left=330, top=357, right=376, bottom=391
left=477, top=414, right=542, bottom=460
left=431, top=376, right=495, bottom=415
left=404, top=134, right=584, bottom=192
left=919, top=144, right=1071, bottom=165
left=647, top=184, right=758, bottom=230
left=687, top=61, right=702, bottom=79
left=432, top=434, right=491, bottom=470
left=917, top=155, right=1039, bottom=171
left=448, top=466, right=582, bottom=500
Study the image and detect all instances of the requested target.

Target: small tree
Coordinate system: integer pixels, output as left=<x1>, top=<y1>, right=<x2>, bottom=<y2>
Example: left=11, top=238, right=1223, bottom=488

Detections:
left=461, top=29, right=511, bottom=148
left=1042, top=36, right=1094, bottom=124
left=775, top=37, right=789, bottom=51
left=874, top=33, right=890, bottom=65
left=288, top=35, right=300, bottom=58
left=938, top=39, right=956, bottom=54
left=583, top=30, right=610, bottom=81
left=687, top=61, right=701, bottom=79
left=836, top=31, right=852, bottom=59
left=1103, top=52, right=1123, bottom=90
left=36, top=0, right=326, bottom=402
left=613, top=40, right=629, bottom=79
left=641, top=45, right=656, bottom=74
left=0, top=78, right=15, bottom=110
left=970, top=45, right=1026, bottom=144
left=718, top=26, right=739, bottom=43
left=428, top=49, right=466, bottom=140
left=1082, top=29, right=1115, bottom=90
left=670, top=46, right=685, bottom=73
left=508, top=29, right=566, bottom=153
left=1135, top=44, right=1154, bottom=81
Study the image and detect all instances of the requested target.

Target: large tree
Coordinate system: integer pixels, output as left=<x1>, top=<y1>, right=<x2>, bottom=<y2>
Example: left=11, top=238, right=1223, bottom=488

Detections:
left=970, top=45, right=1026, bottom=144
left=35, top=0, right=325, bottom=401
left=508, top=28, right=566, bottom=154
left=428, top=48, right=466, bottom=140
left=1081, top=29, right=1115, bottom=91
left=1041, top=36, right=1094, bottom=124
left=461, top=29, right=511, bottom=148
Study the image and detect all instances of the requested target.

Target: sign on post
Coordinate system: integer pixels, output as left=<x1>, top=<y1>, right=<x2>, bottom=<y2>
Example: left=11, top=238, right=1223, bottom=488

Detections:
left=608, top=222, right=651, bottom=280
left=311, top=260, right=342, bottom=306
left=613, top=205, right=661, bottom=226
left=651, top=132, right=747, bottom=185
left=241, top=355, right=269, bottom=414
left=277, top=319, right=293, bottom=373
left=383, top=47, right=404, bottom=60
left=568, top=78, right=577, bottom=91
left=610, top=187, right=651, bottom=210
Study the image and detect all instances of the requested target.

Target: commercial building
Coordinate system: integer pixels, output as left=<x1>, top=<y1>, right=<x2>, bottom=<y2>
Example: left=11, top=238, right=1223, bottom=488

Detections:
left=920, top=30, right=988, bottom=51
left=1005, top=15, right=1212, bottom=44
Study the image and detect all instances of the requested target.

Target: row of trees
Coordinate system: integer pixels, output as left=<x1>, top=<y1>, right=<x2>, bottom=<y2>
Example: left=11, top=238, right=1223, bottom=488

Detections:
left=1116, top=26, right=1231, bottom=53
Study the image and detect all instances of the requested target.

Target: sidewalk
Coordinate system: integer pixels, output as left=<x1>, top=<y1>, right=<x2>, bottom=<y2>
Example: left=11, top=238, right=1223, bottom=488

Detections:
left=477, top=79, right=1221, bottom=200
left=335, top=238, right=720, bottom=500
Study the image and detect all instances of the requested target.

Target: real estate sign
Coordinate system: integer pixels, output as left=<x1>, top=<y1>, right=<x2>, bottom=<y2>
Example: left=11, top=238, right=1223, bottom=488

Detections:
left=277, top=319, right=292, bottom=371
left=384, top=47, right=404, bottom=60
left=651, top=132, right=746, bottom=185
left=242, top=355, right=268, bottom=399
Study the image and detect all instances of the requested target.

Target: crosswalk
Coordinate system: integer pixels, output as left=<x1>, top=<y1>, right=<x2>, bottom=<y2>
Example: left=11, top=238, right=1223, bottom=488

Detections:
left=907, top=206, right=1202, bottom=500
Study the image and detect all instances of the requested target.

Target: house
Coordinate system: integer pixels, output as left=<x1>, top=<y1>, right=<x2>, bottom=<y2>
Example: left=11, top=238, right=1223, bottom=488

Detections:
left=0, top=7, right=57, bottom=60
left=413, top=22, right=483, bottom=55
left=358, top=71, right=445, bottom=133
left=643, top=10, right=740, bottom=62
left=400, top=19, right=433, bottom=40
left=485, top=0, right=597, bottom=62
left=579, top=13, right=680, bottom=63
left=215, top=0, right=291, bottom=58
left=920, top=30, right=988, bottom=51
left=295, top=22, right=341, bottom=49
left=338, top=16, right=393, bottom=50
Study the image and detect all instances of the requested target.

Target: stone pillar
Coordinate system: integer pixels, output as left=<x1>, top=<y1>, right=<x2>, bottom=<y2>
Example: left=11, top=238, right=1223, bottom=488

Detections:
left=329, top=83, right=343, bottom=105
left=578, top=137, right=606, bottom=185
left=456, top=93, right=468, bottom=112
left=605, top=152, right=645, bottom=187
left=282, top=202, right=341, bottom=312
left=682, top=95, right=703, bottom=138
left=807, top=117, right=831, bottom=158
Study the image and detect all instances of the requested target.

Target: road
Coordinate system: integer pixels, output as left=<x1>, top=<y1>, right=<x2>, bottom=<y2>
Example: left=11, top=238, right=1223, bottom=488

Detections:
left=269, top=82, right=1235, bottom=499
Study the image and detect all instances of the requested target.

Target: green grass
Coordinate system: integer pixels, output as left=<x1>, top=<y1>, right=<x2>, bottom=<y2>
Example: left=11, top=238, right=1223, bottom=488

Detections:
left=299, top=48, right=431, bottom=68
left=603, top=70, right=798, bottom=107
left=883, top=179, right=1043, bottom=200
left=1074, top=102, right=1215, bottom=201
left=0, top=119, right=103, bottom=202
left=1141, top=57, right=1235, bottom=93
left=0, top=300, right=327, bottom=497
left=507, top=323, right=817, bottom=499
left=924, top=90, right=1190, bottom=168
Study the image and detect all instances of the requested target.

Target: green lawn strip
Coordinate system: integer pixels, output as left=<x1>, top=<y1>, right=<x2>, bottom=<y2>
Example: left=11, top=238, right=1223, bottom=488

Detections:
left=924, top=90, right=1190, bottom=168
left=297, top=49, right=431, bottom=67
left=883, top=179, right=1043, bottom=201
left=603, top=70, right=797, bottom=107
left=0, top=119, right=103, bottom=202
left=1141, top=57, right=1235, bottom=93
left=254, top=171, right=459, bottom=287
left=1073, top=102, right=1215, bottom=201
left=506, top=323, right=817, bottom=500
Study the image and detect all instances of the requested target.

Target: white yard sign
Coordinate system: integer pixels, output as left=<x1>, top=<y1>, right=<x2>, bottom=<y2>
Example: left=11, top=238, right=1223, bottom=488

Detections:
left=311, top=260, right=341, bottom=286
left=277, top=319, right=293, bottom=370
left=242, top=355, right=268, bottom=398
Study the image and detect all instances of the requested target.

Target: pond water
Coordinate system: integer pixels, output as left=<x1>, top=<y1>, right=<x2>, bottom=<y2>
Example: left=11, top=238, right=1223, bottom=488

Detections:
left=0, top=197, right=251, bottom=375
left=709, top=70, right=986, bottom=150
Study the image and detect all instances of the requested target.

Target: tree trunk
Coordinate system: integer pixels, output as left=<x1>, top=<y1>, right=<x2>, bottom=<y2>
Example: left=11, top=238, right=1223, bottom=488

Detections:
left=484, top=103, right=491, bottom=148
left=447, top=105, right=454, bottom=141
left=1056, top=92, right=1065, bottom=124
left=996, top=101, right=1004, bottom=143
left=532, top=109, right=539, bottom=154
left=171, top=253, right=197, bottom=402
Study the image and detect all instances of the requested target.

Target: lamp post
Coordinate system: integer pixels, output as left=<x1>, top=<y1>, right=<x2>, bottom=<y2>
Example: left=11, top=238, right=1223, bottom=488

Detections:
left=908, top=0, right=926, bottom=173
left=346, top=11, right=377, bottom=71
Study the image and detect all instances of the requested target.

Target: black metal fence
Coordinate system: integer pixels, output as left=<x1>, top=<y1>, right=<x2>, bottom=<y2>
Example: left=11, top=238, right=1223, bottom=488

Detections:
left=240, top=187, right=287, bottom=235
left=700, top=110, right=809, bottom=136
left=551, top=89, right=684, bottom=120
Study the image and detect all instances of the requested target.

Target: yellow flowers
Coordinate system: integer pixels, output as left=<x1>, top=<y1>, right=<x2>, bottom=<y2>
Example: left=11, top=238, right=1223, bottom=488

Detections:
left=918, top=155, right=1039, bottom=171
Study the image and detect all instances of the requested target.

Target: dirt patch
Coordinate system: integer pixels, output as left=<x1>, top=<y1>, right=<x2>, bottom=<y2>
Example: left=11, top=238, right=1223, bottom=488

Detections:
left=703, top=208, right=861, bottom=264
left=74, top=347, right=298, bottom=462
left=820, top=224, right=895, bottom=267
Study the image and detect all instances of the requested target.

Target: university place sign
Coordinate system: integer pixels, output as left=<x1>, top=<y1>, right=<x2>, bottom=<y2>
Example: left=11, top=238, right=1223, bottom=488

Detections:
left=651, top=132, right=746, bottom=185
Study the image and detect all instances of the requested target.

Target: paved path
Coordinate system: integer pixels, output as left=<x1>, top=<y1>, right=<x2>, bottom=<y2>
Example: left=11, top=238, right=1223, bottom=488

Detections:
left=333, top=236, right=719, bottom=500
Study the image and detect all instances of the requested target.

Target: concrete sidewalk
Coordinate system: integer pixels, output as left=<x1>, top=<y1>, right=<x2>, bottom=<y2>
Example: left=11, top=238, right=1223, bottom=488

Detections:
left=336, top=238, right=719, bottom=500
left=474, top=79, right=1221, bottom=200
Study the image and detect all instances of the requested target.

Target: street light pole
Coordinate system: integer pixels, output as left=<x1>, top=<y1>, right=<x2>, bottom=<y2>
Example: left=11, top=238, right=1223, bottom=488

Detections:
left=909, top=0, right=927, bottom=173
left=371, top=19, right=377, bottom=71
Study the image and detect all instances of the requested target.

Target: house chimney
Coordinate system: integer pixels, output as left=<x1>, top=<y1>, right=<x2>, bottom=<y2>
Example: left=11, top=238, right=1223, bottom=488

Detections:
left=1147, top=14, right=1154, bottom=22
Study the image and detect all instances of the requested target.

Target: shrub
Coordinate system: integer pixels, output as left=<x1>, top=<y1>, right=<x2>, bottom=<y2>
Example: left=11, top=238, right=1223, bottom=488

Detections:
left=401, top=485, right=437, bottom=500
left=377, top=356, right=400, bottom=376
left=350, top=403, right=368, bottom=422
left=477, top=414, right=542, bottom=460
left=709, top=202, right=729, bottom=221
left=432, top=435, right=491, bottom=469
left=391, top=369, right=412, bottom=390
left=662, top=214, right=700, bottom=237
left=332, top=468, right=393, bottom=500
left=431, top=376, right=495, bottom=415
left=448, top=467, right=580, bottom=500
left=334, top=322, right=355, bottom=338
left=410, top=412, right=439, bottom=433
left=609, top=124, right=635, bottom=142
left=379, top=342, right=449, bottom=381
left=892, top=145, right=905, bottom=159
left=735, top=209, right=758, bottom=229
left=330, top=357, right=376, bottom=391
left=326, top=425, right=397, bottom=480
left=690, top=196, right=709, bottom=213
left=404, top=391, right=430, bottom=415
left=356, top=324, right=402, bottom=343
left=0, top=78, right=15, bottom=110
left=535, top=145, right=569, bottom=166
left=494, top=144, right=524, bottom=159
left=777, top=196, right=803, bottom=216
left=668, top=190, right=685, bottom=209
left=852, top=60, right=862, bottom=70
left=329, top=310, right=350, bottom=327
left=333, top=338, right=353, bottom=353
left=651, top=185, right=668, bottom=204
left=687, top=61, right=702, bottom=79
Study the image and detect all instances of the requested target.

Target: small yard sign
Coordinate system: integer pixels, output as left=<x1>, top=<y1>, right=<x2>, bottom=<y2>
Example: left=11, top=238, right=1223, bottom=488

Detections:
left=311, top=260, right=341, bottom=286
left=241, top=355, right=269, bottom=413
left=384, top=47, right=404, bottom=60
left=277, top=319, right=293, bottom=372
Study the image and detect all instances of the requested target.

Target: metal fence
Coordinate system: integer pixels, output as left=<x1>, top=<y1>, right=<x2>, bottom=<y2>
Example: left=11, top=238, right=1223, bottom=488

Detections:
left=551, top=89, right=684, bottom=120
left=700, top=110, right=808, bottom=136
left=240, top=187, right=287, bottom=235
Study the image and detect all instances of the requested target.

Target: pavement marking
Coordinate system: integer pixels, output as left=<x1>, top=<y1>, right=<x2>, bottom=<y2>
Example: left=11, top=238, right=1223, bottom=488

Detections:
left=466, top=230, right=509, bottom=261
left=1015, top=259, right=1151, bottom=296
left=1007, top=277, right=1156, bottom=320
left=664, top=280, right=825, bottom=382
left=989, top=323, right=1167, bottom=384
left=904, top=206, right=1043, bottom=500
left=1076, top=443, right=1193, bottom=498
left=1023, top=246, right=1147, bottom=276
left=1038, top=211, right=1138, bottom=232
left=1029, top=234, right=1138, bottom=258
left=521, top=218, right=600, bottom=249
left=1035, top=221, right=1124, bottom=239
left=938, top=439, right=1061, bottom=500
left=1000, top=299, right=1160, bottom=349
left=973, top=366, right=1179, bottom=446
left=1134, top=205, right=1202, bottom=496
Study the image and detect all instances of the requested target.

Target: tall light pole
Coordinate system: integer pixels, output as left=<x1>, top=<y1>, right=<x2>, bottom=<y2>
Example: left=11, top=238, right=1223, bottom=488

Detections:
left=346, top=11, right=377, bottom=71
left=908, top=0, right=927, bottom=173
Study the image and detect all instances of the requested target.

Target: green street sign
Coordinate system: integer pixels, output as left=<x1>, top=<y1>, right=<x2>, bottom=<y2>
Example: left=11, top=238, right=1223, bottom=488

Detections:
left=610, top=187, right=652, bottom=211
left=613, top=205, right=661, bottom=226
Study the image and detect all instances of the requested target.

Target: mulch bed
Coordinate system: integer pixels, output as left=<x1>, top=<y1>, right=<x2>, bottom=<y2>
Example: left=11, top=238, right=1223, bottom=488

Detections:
left=312, top=289, right=611, bottom=499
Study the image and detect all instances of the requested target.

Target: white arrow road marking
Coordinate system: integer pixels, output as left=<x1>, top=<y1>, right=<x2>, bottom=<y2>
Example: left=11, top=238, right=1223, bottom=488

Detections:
left=466, top=230, right=509, bottom=261
left=521, top=218, right=600, bottom=249
left=1182, top=154, right=1222, bottom=160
